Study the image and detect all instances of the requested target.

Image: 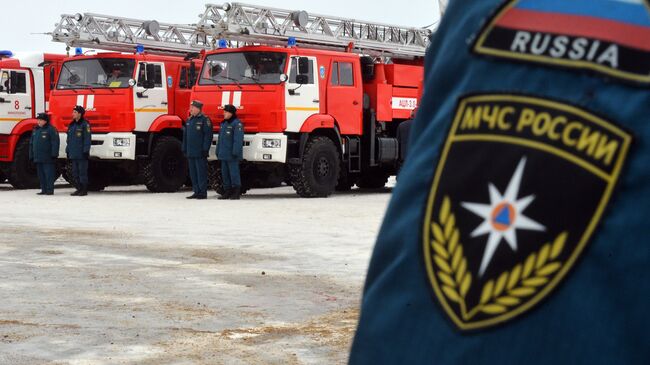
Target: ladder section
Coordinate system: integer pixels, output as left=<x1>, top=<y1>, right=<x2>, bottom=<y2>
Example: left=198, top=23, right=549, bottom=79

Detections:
left=51, top=13, right=214, bottom=55
left=197, top=3, right=431, bottom=58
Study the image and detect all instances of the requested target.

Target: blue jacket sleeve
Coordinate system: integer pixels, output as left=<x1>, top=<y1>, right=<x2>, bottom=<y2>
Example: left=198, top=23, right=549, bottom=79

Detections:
left=233, top=120, right=244, bottom=160
left=83, top=122, right=91, bottom=154
left=51, top=126, right=60, bottom=158
left=203, top=117, right=214, bottom=152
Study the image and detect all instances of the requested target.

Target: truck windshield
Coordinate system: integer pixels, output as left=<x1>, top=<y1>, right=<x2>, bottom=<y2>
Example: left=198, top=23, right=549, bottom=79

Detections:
left=200, top=52, right=287, bottom=86
left=57, top=58, right=136, bottom=89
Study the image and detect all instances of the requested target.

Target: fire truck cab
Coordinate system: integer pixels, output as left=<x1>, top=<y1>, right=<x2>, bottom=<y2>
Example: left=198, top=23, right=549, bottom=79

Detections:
left=194, top=45, right=423, bottom=197
left=49, top=52, right=200, bottom=191
left=0, top=52, right=64, bottom=188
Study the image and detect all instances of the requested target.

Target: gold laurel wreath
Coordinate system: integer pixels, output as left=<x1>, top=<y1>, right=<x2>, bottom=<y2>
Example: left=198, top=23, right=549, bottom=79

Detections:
left=430, top=196, right=567, bottom=320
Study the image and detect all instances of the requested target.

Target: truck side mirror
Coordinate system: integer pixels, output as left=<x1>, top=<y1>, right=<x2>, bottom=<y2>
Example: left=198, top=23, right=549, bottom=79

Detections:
left=144, top=63, right=157, bottom=89
left=298, top=57, right=309, bottom=75
left=295, top=74, right=309, bottom=85
left=189, top=62, right=197, bottom=86
left=9, top=71, right=19, bottom=94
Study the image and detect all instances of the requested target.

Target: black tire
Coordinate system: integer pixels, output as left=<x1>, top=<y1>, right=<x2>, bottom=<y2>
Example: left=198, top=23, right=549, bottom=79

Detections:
left=8, top=138, right=39, bottom=189
left=335, top=163, right=356, bottom=192
left=66, top=161, right=110, bottom=191
left=357, top=172, right=389, bottom=189
left=143, top=136, right=188, bottom=193
left=62, top=161, right=75, bottom=185
left=289, top=136, right=340, bottom=198
left=208, top=161, right=249, bottom=195
left=0, top=169, right=6, bottom=183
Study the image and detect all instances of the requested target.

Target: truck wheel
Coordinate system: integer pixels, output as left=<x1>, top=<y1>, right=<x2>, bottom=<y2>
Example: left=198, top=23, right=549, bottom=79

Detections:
left=143, top=136, right=188, bottom=193
left=357, top=172, right=389, bottom=189
left=208, top=161, right=249, bottom=195
left=289, top=136, right=340, bottom=198
left=8, top=138, right=39, bottom=189
left=87, top=163, right=111, bottom=192
left=335, top=165, right=357, bottom=192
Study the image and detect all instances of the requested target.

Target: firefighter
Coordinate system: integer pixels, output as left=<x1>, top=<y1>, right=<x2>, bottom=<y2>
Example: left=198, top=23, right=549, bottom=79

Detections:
left=349, top=0, right=648, bottom=364
left=29, top=113, right=60, bottom=195
left=182, top=100, right=213, bottom=200
left=216, top=104, right=244, bottom=200
left=66, top=105, right=91, bottom=196
left=396, top=108, right=416, bottom=171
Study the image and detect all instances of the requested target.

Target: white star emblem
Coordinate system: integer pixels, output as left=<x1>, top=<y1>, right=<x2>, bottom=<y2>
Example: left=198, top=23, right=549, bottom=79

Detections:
left=461, top=157, right=545, bottom=277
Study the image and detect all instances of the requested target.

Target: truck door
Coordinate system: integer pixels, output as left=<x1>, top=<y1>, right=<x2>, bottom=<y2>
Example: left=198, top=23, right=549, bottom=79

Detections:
left=133, top=62, right=169, bottom=132
left=285, top=56, right=320, bottom=132
left=327, top=60, right=362, bottom=135
left=0, top=69, right=32, bottom=123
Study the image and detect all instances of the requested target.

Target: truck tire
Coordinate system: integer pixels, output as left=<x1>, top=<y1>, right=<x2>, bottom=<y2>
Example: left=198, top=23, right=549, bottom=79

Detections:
left=0, top=169, right=6, bottom=183
left=8, top=138, right=39, bottom=189
left=208, top=161, right=249, bottom=195
left=143, top=136, right=188, bottom=193
left=335, top=164, right=357, bottom=192
left=289, top=136, right=340, bottom=198
left=357, top=172, right=389, bottom=189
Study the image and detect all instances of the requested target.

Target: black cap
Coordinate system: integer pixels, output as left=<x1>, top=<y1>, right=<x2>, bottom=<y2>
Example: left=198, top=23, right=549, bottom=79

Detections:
left=191, top=100, right=204, bottom=109
left=73, top=105, right=85, bottom=115
left=223, top=104, right=237, bottom=114
left=36, top=113, right=50, bottom=123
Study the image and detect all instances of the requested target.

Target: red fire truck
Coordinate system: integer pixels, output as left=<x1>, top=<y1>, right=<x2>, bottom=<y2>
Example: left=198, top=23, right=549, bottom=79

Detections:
left=48, top=51, right=200, bottom=191
left=0, top=52, right=65, bottom=188
left=50, top=4, right=430, bottom=196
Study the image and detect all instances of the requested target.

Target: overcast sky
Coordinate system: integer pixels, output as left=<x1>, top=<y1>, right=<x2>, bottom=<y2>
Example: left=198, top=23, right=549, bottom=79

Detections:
left=0, top=0, right=439, bottom=54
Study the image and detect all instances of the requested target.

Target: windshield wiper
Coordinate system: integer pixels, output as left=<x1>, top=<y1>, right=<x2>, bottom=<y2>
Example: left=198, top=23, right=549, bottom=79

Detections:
left=56, top=84, right=79, bottom=93
left=239, top=75, right=265, bottom=90
left=214, top=74, right=243, bottom=90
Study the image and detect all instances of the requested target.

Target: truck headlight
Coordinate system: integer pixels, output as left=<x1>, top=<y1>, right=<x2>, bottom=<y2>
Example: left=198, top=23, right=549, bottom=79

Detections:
left=262, top=139, right=281, bottom=148
left=113, top=138, right=131, bottom=147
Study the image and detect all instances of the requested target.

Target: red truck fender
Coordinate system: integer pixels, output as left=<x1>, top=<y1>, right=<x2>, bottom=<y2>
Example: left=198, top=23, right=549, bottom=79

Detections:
left=11, top=118, right=39, bottom=137
left=299, top=114, right=336, bottom=133
left=148, top=115, right=184, bottom=133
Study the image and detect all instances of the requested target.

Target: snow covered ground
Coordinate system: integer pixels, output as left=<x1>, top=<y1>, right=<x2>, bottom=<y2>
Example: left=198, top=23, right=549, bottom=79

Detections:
left=0, top=180, right=393, bottom=364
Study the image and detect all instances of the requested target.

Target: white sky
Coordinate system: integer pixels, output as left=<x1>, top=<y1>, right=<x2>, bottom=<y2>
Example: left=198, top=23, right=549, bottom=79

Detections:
left=0, top=0, right=439, bottom=54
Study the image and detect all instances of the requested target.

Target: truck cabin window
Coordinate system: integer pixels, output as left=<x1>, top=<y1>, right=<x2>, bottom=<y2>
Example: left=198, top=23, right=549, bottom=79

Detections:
left=57, top=59, right=136, bottom=89
left=200, top=52, right=287, bottom=85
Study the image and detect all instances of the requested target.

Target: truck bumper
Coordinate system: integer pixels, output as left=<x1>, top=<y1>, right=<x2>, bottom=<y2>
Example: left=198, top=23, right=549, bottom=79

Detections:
left=59, top=132, right=137, bottom=160
left=210, top=133, right=287, bottom=163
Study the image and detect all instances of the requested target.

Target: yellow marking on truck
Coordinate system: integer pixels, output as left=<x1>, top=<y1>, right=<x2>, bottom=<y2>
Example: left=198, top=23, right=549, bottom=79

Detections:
left=286, top=107, right=320, bottom=112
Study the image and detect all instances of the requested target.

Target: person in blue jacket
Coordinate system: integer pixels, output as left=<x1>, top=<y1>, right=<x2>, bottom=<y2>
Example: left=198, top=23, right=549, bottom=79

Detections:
left=29, top=113, right=60, bottom=195
left=182, top=100, right=213, bottom=200
left=66, top=105, right=91, bottom=196
left=216, top=104, right=244, bottom=200
left=349, top=1, right=649, bottom=364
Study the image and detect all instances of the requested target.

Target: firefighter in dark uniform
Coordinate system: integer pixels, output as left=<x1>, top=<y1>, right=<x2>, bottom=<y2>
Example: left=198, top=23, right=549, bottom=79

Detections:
left=182, top=100, right=213, bottom=200
left=29, top=113, right=60, bottom=195
left=396, top=108, right=416, bottom=172
left=216, top=104, right=244, bottom=200
left=350, top=0, right=649, bottom=364
left=66, top=105, right=91, bottom=196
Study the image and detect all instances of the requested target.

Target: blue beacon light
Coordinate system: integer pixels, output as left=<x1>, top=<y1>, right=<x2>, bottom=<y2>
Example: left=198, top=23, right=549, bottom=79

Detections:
left=218, top=39, right=228, bottom=49
left=287, top=37, right=297, bottom=47
left=135, top=44, right=145, bottom=54
left=75, top=47, right=83, bottom=56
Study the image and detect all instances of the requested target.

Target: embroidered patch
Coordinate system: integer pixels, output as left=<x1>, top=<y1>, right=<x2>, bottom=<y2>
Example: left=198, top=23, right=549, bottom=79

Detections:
left=422, top=94, right=632, bottom=331
left=473, top=0, right=650, bottom=85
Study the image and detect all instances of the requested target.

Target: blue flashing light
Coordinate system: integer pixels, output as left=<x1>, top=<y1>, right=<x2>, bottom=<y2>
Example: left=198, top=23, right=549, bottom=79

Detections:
left=135, top=44, right=145, bottom=54
left=287, top=37, right=297, bottom=47
left=0, top=50, right=13, bottom=58
left=218, top=39, right=228, bottom=49
left=75, top=47, right=83, bottom=56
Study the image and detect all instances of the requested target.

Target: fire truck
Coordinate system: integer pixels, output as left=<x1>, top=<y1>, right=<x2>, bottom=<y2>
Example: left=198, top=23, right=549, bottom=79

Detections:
left=51, top=3, right=430, bottom=197
left=0, top=52, right=65, bottom=188
left=49, top=17, right=202, bottom=191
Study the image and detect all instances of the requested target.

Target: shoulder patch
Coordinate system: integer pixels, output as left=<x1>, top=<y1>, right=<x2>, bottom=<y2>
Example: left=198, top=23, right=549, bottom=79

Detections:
left=473, top=0, right=650, bottom=85
left=422, top=93, right=632, bottom=331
